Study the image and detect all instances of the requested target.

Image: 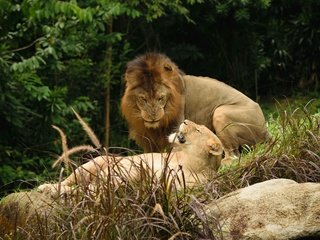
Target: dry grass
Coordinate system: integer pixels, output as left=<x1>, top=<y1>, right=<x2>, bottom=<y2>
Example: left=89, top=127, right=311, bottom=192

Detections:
left=214, top=99, right=320, bottom=195
left=2, top=100, right=319, bottom=239
left=15, top=109, right=220, bottom=239
left=1, top=150, right=217, bottom=239
left=42, top=156, right=219, bottom=239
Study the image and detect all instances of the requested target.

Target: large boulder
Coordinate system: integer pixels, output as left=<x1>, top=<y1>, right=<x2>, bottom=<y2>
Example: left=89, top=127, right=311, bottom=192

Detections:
left=206, top=178, right=320, bottom=239
left=0, top=191, right=57, bottom=238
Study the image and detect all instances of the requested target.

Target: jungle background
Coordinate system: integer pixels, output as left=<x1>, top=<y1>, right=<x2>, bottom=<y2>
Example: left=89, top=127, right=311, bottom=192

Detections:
left=0, top=0, right=319, bottom=196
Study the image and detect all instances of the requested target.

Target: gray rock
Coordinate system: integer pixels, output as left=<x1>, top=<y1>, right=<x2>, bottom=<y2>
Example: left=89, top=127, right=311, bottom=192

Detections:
left=206, top=179, right=320, bottom=239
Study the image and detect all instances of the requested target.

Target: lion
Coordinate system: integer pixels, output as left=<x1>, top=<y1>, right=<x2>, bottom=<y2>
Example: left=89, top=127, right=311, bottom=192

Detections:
left=38, top=120, right=223, bottom=197
left=121, top=53, right=270, bottom=163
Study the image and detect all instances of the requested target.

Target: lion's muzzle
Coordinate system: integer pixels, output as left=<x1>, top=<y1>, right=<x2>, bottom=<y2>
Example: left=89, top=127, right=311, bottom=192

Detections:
left=177, top=133, right=186, bottom=143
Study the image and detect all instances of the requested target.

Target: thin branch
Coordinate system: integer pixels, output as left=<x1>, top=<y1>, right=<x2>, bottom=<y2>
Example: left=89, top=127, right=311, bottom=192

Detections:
left=1, top=37, right=44, bottom=55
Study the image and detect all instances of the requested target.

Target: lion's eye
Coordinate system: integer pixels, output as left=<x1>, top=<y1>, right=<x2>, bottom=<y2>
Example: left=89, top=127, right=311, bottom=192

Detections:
left=164, top=64, right=172, bottom=72
left=139, top=96, right=147, bottom=102
left=196, top=128, right=201, bottom=133
left=157, top=96, right=166, bottom=103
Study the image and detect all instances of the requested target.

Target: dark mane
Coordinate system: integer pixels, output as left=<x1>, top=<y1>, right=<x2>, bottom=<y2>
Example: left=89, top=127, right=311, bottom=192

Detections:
left=121, top=53, right=185, bottom=152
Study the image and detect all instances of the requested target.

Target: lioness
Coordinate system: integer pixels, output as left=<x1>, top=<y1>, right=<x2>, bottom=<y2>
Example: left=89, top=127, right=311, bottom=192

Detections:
left=121, top=53, right=270, bottom=163
left=38, top=120, right=223, bottom=196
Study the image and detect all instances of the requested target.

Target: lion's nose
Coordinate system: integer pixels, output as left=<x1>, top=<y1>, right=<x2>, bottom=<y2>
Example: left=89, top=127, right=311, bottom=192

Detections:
left=177, top=133, right=186, bottom=143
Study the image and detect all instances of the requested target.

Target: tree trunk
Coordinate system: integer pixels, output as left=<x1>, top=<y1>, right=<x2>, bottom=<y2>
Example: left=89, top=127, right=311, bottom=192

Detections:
left=104, top=18, right=113, bottom=148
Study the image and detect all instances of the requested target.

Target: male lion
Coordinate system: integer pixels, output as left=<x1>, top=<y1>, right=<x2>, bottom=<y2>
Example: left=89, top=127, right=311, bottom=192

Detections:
left=38, top=120, right=223, bottom=197
left=121, top=53, right=270, bottom=163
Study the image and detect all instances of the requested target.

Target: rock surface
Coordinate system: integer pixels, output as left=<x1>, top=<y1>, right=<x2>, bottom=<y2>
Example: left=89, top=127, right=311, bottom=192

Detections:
left=0, top=191, right=57, bottom=238
left=206, top=178, right=320, bottom=239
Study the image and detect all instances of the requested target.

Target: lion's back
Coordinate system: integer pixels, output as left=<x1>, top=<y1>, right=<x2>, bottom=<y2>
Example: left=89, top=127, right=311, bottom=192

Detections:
left=183, top=75, right=257, bottom=127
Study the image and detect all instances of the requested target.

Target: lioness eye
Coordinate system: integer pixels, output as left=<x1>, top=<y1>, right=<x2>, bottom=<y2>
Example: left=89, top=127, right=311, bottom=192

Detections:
left=196, top=128, right=201, bottom=133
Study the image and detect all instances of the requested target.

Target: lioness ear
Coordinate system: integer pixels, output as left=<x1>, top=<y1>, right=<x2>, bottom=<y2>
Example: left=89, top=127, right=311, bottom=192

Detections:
left=207, top=139, right=223, bottom=156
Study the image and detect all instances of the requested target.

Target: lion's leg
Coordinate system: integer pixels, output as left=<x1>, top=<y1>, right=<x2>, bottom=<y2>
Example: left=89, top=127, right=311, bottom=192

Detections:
left=38, top=156, right=109, bottom=197
left=212, top=104, right=268, bottom=164
left=212, top=108, right=240, bottom=164
left=58, top=156, right=110, bottom=188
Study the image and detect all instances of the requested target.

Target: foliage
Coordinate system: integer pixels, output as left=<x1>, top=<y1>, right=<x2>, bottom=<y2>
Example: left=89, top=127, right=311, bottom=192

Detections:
left=149, top=0, right=320, bottom=97
left=0, top=0, right=196, bottom=195
left=0, top=0, right=320, bottom=196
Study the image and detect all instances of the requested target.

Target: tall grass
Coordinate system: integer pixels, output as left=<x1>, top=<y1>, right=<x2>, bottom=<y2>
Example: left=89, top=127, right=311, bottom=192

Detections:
left=2, top=100, right=319, bottom=239
left=45, top=157, right=219, bottom=239
left=215, top=99, right=320, bottom=195
left=4, top=149, right=219, bottom=240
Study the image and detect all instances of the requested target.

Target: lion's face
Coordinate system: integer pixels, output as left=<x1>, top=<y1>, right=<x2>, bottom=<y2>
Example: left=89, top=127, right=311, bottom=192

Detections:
left=134, top=83, right=170, bottom=128
left=168, top=120, right=223, bottom=157
left=121, top=53, right=184, bottom=131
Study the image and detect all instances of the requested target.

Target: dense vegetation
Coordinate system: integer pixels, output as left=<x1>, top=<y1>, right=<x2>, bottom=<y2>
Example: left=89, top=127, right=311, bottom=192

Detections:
left=0, top=0, right=319, bottom=195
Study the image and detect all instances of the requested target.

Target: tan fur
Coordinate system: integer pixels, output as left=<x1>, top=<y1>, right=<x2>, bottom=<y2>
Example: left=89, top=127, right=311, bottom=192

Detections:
left=121, top=53, right=270, bottom=162
left=38, top=120, right=223, bottom=196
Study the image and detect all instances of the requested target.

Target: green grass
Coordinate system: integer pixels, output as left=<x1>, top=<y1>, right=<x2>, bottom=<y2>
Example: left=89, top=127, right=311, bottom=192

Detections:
left=216, top=98, right=320, bottom=195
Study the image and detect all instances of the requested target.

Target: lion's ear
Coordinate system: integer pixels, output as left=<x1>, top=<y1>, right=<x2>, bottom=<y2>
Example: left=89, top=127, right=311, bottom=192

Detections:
left=207, top=139, right=223, bottom=156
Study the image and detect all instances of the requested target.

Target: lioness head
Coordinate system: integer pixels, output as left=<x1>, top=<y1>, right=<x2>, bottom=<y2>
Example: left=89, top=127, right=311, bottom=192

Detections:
left=121, top=53, right=184, bottom=129
left=168, top=120, right=223, bottom=162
